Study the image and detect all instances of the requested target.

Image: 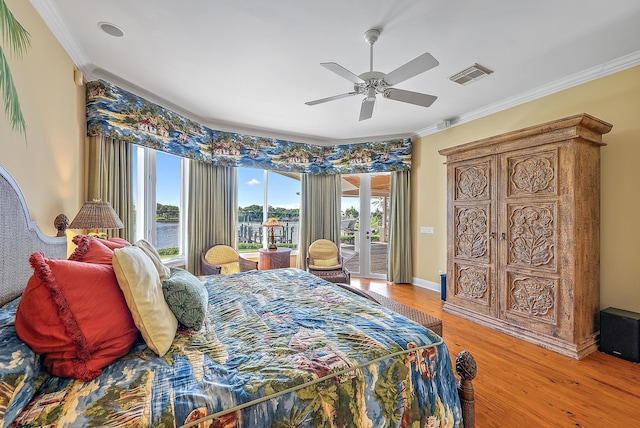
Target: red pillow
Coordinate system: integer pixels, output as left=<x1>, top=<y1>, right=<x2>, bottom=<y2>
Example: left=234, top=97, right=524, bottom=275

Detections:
left=15, top=253, right=139, bottom=381
left=104, top=237, right=131, bottom=249
left=69, top=235, right=128, bottom=264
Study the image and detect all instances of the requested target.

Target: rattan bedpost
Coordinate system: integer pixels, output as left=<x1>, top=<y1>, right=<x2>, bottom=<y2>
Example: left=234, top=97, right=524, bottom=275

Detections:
left=456, top=350, right=477, bottom=428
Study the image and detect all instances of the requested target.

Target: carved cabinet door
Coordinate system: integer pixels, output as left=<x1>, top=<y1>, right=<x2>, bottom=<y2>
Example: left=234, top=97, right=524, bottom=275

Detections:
left=441, top=114, right=609, bottom=358
left=498, top=146, right=560, bottom=336
left=446, top=155, right=498, bottom=317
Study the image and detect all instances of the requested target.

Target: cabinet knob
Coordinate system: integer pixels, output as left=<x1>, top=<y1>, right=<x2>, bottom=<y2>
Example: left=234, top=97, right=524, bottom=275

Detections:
left=489, top=232, right=496, bottom=239
left=500, top=233, right=506, bottom=240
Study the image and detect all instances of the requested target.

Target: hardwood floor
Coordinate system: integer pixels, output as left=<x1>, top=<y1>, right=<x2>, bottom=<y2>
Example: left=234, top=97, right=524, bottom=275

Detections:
left=351, top=278, right=640, bottom=427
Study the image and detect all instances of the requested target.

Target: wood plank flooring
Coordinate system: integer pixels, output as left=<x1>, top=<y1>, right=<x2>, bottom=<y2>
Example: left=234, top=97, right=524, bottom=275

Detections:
left=351, top=278, right=640, bottom=427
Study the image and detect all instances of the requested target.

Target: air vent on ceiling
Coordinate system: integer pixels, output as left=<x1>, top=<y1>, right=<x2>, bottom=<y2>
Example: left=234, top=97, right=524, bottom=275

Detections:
left=449, top=63, right=493, bottom=85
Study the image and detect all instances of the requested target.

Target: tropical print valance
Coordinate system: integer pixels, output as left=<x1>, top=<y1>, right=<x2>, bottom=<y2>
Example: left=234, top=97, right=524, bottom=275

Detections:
left=86, top=80, right=411, bottom=174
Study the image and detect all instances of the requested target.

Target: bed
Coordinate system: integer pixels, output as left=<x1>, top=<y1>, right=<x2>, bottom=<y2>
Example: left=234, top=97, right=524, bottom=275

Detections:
left=0, top=165, right=476, bottom=428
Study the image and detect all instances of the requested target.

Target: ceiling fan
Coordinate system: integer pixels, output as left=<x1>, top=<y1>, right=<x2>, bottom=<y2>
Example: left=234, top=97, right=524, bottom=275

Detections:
left=305, top=28, right=439, bottom=121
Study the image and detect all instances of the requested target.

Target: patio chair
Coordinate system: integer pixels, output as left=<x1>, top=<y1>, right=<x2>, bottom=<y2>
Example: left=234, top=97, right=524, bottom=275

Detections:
left=201, top=244, right=258, bottom=275
left=306, top=239, right=350, bottom=284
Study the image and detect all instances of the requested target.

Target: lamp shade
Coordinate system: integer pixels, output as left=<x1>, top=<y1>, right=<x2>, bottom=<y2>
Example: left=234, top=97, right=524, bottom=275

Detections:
left=69, top=199, right=124, bottom=230
left=263, top=217, right=282, bottom=228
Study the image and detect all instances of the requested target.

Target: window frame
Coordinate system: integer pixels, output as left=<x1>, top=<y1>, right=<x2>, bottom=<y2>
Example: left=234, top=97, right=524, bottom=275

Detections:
left=133, top=146, right=186, bottom=268
left=237, top=167, right=300, bottom=254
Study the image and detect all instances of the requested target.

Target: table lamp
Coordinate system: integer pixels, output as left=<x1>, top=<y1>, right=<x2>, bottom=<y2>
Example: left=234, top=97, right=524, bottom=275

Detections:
left=69, top=199, right=124, bottom=238
left=263, top=217, right=282, bottom=251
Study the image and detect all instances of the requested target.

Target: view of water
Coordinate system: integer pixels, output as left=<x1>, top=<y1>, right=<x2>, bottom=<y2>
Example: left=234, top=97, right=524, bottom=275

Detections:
left=155, top=221, right=300, bottom=250
left=156, top=221, right=179, bottom=250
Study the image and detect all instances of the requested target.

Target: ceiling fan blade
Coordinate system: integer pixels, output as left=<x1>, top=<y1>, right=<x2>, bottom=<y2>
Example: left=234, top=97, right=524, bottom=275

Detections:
left=384, top=88, right=437, bottom=107
left=383, top=53, right=439, bottom=86
left=359, top=97, right=375, bottom=121
left=305, top=92, right=358, bottom=106
left=321, top=62, right=364, bottom=84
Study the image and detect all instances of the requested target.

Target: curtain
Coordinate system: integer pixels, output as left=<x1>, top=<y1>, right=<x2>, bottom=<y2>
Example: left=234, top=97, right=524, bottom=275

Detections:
left=86, top=135, right=134, bottom=242
left=388, top=170, right=412, bottom=283
left=297, top=173, right=342, bottom=269
left=186, top=161, right=237, bottom=274
left=87, top=80, right=412, bottom=175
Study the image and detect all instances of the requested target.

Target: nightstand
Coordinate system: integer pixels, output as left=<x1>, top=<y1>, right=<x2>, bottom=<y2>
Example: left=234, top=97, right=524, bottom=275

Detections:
left=258, top=248, right=291, bottom=270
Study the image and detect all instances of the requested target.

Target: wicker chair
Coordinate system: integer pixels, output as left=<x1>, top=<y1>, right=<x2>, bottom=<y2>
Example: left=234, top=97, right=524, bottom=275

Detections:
left=201, top=244, right=258, bottom=275
left=306, top=239, right=350, bottom=284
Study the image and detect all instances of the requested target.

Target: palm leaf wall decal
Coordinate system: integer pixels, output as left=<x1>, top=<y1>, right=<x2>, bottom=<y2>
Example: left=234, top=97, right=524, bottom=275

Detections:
left=0, top=0, right=30, bottom=135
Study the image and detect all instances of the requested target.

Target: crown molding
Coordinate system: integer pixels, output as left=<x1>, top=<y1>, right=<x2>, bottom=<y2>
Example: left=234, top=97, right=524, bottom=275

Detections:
left=31, top=0, right=640, bottom=145
left=30, top=0, right=93, bottom=76
left=414, top=50, right=640, bottom=138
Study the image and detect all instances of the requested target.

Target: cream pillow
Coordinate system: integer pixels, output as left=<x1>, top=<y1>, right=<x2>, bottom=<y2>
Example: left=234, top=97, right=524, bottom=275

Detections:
left=134, top=239, right=171, bottom=281
left=112, top=246, right=178, bottom=356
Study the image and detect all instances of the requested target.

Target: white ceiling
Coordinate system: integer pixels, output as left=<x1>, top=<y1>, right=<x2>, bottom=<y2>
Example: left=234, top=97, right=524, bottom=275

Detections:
left=32, top=0, right=640, bottom=145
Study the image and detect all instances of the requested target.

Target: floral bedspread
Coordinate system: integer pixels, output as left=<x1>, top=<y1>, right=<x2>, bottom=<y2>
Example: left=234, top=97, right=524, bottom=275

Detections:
left=4, top=268, right=463, bottom=427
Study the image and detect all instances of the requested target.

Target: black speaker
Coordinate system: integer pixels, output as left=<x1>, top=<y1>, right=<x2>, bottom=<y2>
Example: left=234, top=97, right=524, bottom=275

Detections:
left=600, top=307, right=640, bottom=363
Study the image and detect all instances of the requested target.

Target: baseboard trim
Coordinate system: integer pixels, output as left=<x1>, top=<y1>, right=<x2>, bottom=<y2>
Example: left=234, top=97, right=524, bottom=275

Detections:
left=412, top=277, right=441, bottom=293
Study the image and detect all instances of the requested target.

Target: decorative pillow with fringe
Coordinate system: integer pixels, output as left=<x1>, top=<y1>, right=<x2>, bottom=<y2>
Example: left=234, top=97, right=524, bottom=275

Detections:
left=68, top=235, right=129, bottom=264
left=14, top=253, right=139, bottom=381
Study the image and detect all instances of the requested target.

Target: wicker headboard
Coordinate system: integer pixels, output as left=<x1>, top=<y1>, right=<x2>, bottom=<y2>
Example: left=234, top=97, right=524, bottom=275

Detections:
left=0, top=165, right=67, bottom=306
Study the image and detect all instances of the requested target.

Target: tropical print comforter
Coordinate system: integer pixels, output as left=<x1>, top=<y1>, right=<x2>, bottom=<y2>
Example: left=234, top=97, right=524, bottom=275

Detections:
left=2, top=268, right=463, bottom=427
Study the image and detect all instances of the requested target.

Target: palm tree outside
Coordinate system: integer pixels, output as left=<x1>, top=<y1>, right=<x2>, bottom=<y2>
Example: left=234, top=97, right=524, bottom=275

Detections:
left=0, top=0, right=30, bottom=135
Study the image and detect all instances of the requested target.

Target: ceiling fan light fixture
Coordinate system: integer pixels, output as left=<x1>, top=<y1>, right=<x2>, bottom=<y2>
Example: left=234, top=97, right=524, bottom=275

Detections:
left=366, top=86, right=376, bottom=101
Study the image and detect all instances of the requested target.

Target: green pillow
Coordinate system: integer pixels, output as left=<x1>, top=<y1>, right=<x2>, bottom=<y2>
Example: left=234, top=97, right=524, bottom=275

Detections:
left=161, top=268, right=208, bottom=330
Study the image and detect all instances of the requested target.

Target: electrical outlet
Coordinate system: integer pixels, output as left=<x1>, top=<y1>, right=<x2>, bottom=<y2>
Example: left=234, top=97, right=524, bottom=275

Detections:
left=420, top=226, right=435, bottom=234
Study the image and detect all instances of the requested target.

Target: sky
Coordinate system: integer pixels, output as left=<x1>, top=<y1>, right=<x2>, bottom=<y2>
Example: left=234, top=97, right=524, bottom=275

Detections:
left=152, top=150, right=366, bottom=212
left=238, top=168, right=300, bottom=209
left=151, top=151, right=301, bottom=209
left=156, top=152, right=181, bottom=206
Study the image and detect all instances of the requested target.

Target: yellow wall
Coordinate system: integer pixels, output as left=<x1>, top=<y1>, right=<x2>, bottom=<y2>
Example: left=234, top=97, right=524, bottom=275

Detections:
left=0, top=0, right=85, bottom=236
left=412, top=65, right=640, bottom=313
left=3, top=1, right=639, bottom=313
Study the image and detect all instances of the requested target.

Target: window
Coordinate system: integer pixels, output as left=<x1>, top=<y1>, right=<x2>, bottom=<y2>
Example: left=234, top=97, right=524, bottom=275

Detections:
left=131, top=158, right=296, bottom=261
left=237, top=168, right=300, bottom=253
left=132, top=146, right=186, bottom=265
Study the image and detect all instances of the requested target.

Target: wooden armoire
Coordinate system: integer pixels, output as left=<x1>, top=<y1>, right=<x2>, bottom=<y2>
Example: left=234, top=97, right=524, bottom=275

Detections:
left=439, top=114, right=612, bottom=359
